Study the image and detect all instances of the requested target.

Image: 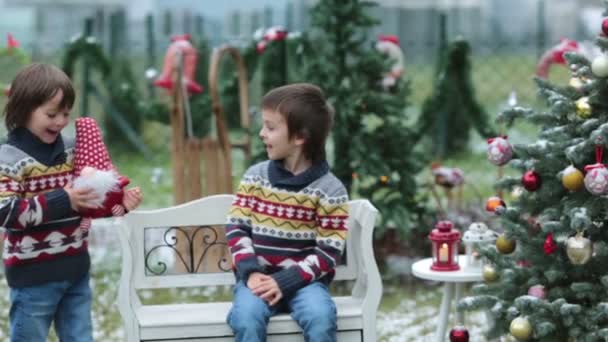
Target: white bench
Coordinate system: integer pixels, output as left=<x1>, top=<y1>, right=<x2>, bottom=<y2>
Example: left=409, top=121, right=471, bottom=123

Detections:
left=117, top=194, right=382, bottom=341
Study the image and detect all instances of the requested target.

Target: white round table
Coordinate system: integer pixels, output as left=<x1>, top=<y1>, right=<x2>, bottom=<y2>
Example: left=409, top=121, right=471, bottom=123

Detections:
left=412, top=255, right=482, bottom=342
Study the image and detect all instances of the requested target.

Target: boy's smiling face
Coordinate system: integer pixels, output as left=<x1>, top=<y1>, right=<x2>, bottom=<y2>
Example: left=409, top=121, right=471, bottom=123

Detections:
left=260, top=108, right=303, bottom=161
left=26, top=89, right=71, bottom=144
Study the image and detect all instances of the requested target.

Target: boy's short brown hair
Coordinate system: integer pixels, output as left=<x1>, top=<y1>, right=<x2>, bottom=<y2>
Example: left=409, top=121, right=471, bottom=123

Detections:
left=3, top=63, right=75, bottom=130
left=261, top=83, right=334, bottom=163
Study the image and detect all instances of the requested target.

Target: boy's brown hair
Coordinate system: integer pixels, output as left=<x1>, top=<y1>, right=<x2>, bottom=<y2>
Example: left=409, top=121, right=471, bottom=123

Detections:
left=261, top=83, right=334, bottom=163
left=3, top=63, right=75, bottom=131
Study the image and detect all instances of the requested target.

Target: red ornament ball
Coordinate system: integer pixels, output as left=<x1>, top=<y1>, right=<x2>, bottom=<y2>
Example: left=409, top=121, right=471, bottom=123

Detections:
left=449, top=326, right=470, bottom=342
left=603, top=18, right=608, bottom=36
left=522, top=170, right=542, bottom=191
left=543, top=233, right=557, bottom=255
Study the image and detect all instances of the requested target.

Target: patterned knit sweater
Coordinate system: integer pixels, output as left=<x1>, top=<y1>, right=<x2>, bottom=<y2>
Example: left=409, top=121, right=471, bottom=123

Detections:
left=226, top=160, right=349, bottom=299
left=0, top=127, right=89, bottom=288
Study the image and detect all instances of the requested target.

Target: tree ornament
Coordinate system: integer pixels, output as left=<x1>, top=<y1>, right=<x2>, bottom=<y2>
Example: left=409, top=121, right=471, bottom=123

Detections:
left=528, top=285, right=546, bottom=299
left=591, top=54, right=608, bottom=77
left=575, top=97, right=592, bottom=118
left=482, top=264, right=499, bottom=282
left=496, top=234, right=516, bottom=254
left=510, top=316, right=532, bottom=340
left=487, top=136, right=513, bottom=166
left=431, top=163, right=465, bottom=188
left=584, top=144, right=608, bottom=195
left=256, top=26, right=288, bottom=54
left=449, top=326, right=469, bottom=342
left=543, top=233, right=556, bottom=255
left=376, top=34, right=405, bottom=90
left=522, top=170, right=541, bottom=191
left=561, top=165, right=584, bottom=191
left=485, top=196, right=506, bottom=214
left=603, top=18, right=608, bottom=36
left=568, top=77, right=585, bottom=91
left=566, top=232, right=592, bottom=265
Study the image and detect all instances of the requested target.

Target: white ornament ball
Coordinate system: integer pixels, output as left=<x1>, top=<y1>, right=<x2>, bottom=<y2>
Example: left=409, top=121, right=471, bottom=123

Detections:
left=592, top=55, right=608, bottom=77
left=584, top=166, right=608, bottom=195
left=487, top=137, right=513, bottom=166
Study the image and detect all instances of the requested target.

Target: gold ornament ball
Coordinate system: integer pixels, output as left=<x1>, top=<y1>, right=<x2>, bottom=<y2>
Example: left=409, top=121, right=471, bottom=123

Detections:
left=575, top=97, right=592, bottom=118
left=510, top=316, right=532, bottom=340
left=496, top=234, right=516, bottom=254
left=566, top=233, right=592, bottom=265
left=482, top=264, right=499, bottom=282
left=562, top=166, right=584, bottom=192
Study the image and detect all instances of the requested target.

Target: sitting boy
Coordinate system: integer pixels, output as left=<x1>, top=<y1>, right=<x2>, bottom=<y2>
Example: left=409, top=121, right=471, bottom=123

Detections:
left=225, top=83, right=349, bottom=342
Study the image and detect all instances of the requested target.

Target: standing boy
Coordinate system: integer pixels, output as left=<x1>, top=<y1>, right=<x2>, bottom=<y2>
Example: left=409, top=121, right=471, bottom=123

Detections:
left=226, top=83, right=349, bottom=342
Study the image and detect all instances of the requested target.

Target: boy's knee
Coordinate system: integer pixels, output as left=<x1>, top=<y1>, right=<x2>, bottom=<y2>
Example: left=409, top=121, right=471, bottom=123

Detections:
left=296, top=302, right=337, bottom=330
left=227, top=302, right=269, bottom=331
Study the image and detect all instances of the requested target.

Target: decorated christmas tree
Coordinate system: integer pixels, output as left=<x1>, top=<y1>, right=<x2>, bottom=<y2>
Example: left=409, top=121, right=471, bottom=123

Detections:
left=305, top=0, right=425, bottom=236
left=459, top=11, right=608, bottom=341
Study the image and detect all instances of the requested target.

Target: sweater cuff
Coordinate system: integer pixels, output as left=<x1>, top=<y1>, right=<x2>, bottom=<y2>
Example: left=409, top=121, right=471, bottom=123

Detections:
left=235, top=256, right=264, bottom=282
left=44, top=189, right=73, bottom=221
left=271, top=267, right=308, bottom=299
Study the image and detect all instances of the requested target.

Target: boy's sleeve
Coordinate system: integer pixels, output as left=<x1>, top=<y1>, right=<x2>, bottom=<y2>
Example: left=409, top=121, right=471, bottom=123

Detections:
left=0, top=171, right=73, bottom=230
left=271, top=184, right=349, bottom=298
left=226, top=172, right=264, bottom=283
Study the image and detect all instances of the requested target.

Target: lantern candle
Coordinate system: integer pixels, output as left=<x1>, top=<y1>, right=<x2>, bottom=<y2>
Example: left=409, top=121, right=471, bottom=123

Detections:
left=439, top=243, right=449, bottom=262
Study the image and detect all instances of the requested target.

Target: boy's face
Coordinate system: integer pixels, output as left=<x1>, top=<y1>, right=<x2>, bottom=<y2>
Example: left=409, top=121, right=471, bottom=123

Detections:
left=26, top=89, right=71, bottom=144
left=260, top=109, right=304, bottom=161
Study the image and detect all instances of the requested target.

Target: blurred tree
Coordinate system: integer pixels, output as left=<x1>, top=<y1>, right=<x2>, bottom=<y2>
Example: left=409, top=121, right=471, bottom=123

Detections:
left=305, top=0, right=427, bottom=237
left=415, top=38, right=496, bottom=159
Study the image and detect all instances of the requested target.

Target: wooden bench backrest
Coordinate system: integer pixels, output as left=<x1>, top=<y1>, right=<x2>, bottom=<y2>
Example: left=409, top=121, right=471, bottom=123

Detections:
left=120, top=194, right=375, bottom=290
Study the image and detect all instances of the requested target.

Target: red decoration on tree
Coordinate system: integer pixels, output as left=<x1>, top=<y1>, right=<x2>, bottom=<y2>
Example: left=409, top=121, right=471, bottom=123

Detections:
left=7, top=33, right=19, bottom=49
left=522, top=170, right=542, bottom=191
left=154, top=34, right=203, bottom=94
left=487, top=136, right=513, bottom=166
left=256, top=26, right=288, bottom=54
left=544, top=233, right=557, bottom=255
left=517, top=259, right=531, bottom=268
left=449, top=326, right=470, bottom=342
left=584, top=143, right=608, bottom=195
left=376, top=34, right=405, bottom=89
left=602, top=18, right=608, bottom=36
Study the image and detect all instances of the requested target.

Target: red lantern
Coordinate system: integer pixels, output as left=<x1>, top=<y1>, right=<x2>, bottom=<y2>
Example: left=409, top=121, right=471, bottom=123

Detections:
left=429, top=221, right=461, bottom=271
left=154, top=34, right=203, bottom=94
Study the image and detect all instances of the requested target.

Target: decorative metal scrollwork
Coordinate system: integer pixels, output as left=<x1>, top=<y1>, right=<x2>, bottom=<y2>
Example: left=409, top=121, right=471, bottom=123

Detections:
left=145, top=225, right=231, bottom=275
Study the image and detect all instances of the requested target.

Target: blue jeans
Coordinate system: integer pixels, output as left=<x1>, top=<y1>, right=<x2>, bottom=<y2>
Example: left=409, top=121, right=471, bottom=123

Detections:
left=9, top=273, right=93, bottom=342
left=227, top=281, right=337, bottom=342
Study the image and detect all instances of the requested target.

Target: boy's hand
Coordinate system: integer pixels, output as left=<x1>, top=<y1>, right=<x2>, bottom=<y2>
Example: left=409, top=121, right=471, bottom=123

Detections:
left=123, top=187, right=143, bottom=211
left=247, top=272, right=268, bottom=289
left=64, top=182, right=101, bottom=212
left=252, top=277, right=283, bottom=306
